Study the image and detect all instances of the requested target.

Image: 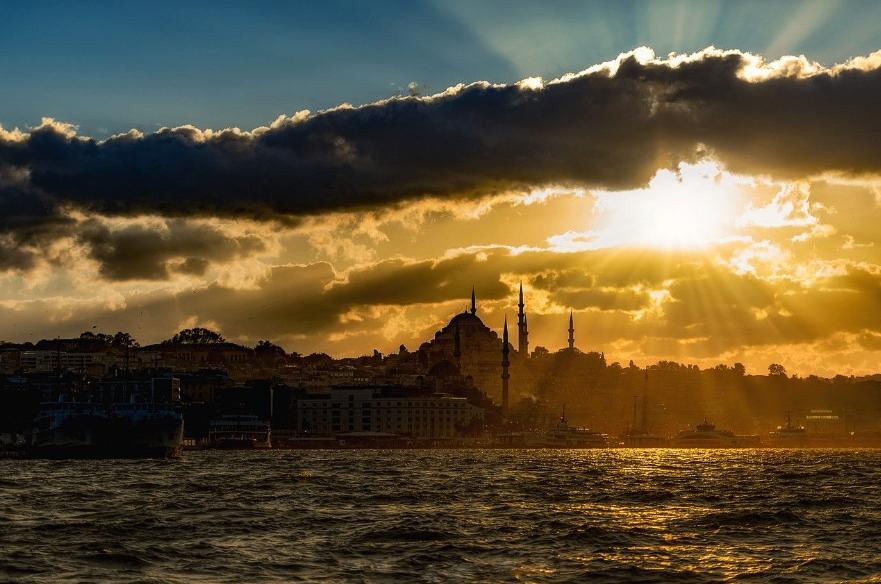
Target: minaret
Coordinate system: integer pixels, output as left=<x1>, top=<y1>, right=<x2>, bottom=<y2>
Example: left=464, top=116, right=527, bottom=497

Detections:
left=501, top=316, right=510, bottom=415
left=517, top=282, right=529, bottom=357
left=470, top=286, right=477, bottom=315
left=568, top=310, right=575, bottom=350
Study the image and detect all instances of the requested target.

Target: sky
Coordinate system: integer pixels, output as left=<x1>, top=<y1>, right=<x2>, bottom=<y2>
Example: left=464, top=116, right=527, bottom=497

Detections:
left=2, top=0, right=881, bottom=375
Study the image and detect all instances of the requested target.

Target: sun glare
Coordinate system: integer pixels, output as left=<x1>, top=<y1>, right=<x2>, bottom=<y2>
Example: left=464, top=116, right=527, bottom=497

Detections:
left=591, top=161, right=745, bottom=249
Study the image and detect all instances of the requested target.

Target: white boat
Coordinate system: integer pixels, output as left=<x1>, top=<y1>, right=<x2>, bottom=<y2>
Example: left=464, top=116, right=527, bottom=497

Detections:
left=670, top=419, right=737, bottom=448
left=767, top=411, right=808, bottom=447
left=497, top=408, right=608, bottom=448
left=208, top=415, right=271, bottom=449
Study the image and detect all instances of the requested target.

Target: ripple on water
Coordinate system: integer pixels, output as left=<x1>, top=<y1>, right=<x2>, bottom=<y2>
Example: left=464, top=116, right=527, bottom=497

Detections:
left=3, top=449, right=881, bottom=583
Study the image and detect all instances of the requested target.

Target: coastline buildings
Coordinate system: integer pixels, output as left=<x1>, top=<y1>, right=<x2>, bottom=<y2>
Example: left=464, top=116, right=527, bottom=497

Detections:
left=5, top=284, right=881, bottom=446
left=295, top=385, right=482, bottom=440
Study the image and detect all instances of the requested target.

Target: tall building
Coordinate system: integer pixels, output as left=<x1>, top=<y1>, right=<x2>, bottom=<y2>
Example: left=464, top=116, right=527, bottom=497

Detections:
left=501, top=316, right=510, bottom=415
left=568, top=310, right=575, bottom=350
left=517, top=282, right=529, bottom=357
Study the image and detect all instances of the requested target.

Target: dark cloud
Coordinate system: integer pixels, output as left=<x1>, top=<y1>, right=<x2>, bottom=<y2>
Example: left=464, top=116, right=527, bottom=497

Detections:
left=78, top=219, right=267, bottom=281
left=1, top=50, right=880, bottom=236
left=0, top=165, right=74, bottom=270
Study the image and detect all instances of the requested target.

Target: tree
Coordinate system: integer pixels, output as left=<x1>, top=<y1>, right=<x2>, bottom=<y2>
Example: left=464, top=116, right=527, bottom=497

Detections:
left=80, top=331, right=113, bottom=344
left=163, top=327, right=225, bottom=345
left=111, top=331, right=139, bottom=349
left=304, top=352, right=333, bottom=366
left=254, top=340, right=286, bottom=364
left=768, top=363, right=787, bottom=378
left=532, top=346, right=549, bottom=358
left=733, top=362, right=746, bottom=377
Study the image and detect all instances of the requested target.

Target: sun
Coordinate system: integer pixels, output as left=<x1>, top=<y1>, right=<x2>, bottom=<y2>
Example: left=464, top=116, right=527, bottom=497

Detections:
left=590, top=161, right=745, bottom=249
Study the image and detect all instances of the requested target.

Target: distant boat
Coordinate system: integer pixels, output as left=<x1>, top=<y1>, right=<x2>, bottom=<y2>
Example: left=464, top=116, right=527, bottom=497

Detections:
left=208, top=415, right=271, bottom=449
left=497, top=407, right=609, bottom=448
left=768, top=411, right=808, bottom=447
left=31, top=394, right=183, bottom=458
left=109, top=401, right=184, bottom=457
left=670, top=419, right=737, bottom=448
left=543, top=413, right=609, bottom=448
left=31, top=398, right=107, bottom=458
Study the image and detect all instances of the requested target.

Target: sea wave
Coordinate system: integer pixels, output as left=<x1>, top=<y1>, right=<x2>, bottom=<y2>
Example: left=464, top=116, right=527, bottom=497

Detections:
left=2, top=449, right=881, bottom=582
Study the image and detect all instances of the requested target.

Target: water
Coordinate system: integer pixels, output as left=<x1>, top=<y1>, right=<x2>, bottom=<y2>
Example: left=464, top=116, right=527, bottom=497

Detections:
left=2, top=449, right=881, bottom=583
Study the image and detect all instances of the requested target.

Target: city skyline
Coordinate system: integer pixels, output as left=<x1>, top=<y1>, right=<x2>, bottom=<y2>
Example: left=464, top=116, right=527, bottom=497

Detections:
left=5, top=5, right=881, bottom=582
left=2, top=2, right=881, bottom=377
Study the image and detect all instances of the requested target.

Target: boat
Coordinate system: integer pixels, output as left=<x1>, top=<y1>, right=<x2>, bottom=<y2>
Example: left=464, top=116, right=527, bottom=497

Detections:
left=30, top=375, right=184, bottom=459
left=109, top=401, right=184, bottom=458
left=30, top=395, right=183, bottom=458
left=31, top=397, right=108, bottom=458
left=670, top=418, right=737, bottom=448
left=767, top=411, right=808, bottom=447
left=497, top=407, right=609, bottom=448
left=208, top=415, right=271, bottom=449
left=543, top=413, right=609, bottom=447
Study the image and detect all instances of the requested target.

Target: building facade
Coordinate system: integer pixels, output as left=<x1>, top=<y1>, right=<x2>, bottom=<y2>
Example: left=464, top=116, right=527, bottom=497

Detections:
left=296, top=386, right=482, bottom=439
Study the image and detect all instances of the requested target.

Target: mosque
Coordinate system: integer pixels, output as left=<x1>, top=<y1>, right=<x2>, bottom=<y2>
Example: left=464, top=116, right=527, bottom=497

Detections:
left=418, top=284, right=580, bottom=407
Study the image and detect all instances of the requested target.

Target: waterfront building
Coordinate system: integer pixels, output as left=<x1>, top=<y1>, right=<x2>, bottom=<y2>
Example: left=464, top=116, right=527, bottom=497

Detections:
left=295, top=385, right=482, bottom=440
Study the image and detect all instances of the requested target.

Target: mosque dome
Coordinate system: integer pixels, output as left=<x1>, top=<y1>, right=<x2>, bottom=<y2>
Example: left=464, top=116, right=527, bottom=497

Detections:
left=447, top=311, right=485, bottom=328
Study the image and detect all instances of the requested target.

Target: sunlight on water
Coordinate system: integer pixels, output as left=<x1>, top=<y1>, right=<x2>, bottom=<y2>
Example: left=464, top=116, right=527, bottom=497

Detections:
left=3, top=449, right=881, bottom=583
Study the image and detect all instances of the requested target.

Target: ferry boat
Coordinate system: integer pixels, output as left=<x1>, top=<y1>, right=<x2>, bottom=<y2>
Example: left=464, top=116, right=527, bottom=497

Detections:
left=767, top=412, right=808, bottom=447
left=543, top=414, right=609, bottom=448
left=670, top=419, right=737, bottom=448
left=31, top=397, right=108, bottom=458
left=497, top=408, right=609, bottom=448
left=30, top=395, right=183, bottom=458
left=110, top=401, right=184, bottom=458
left=208, top=415, right=271, bottom=449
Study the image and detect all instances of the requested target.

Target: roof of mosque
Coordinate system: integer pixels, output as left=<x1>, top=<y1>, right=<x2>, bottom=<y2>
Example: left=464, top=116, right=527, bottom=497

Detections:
left=447, top=311, right=486, bottom=328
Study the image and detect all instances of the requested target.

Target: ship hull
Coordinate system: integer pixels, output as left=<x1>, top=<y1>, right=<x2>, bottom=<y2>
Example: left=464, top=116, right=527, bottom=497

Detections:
left=106, top=411, right=184, bottom=458
left=30, top=407, right=183, bottom=459
left=211, top=438, right=271, bottom=449
left=31, top=410, right=106, bottom=458
left=28, top=444, right=180, bottom=459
